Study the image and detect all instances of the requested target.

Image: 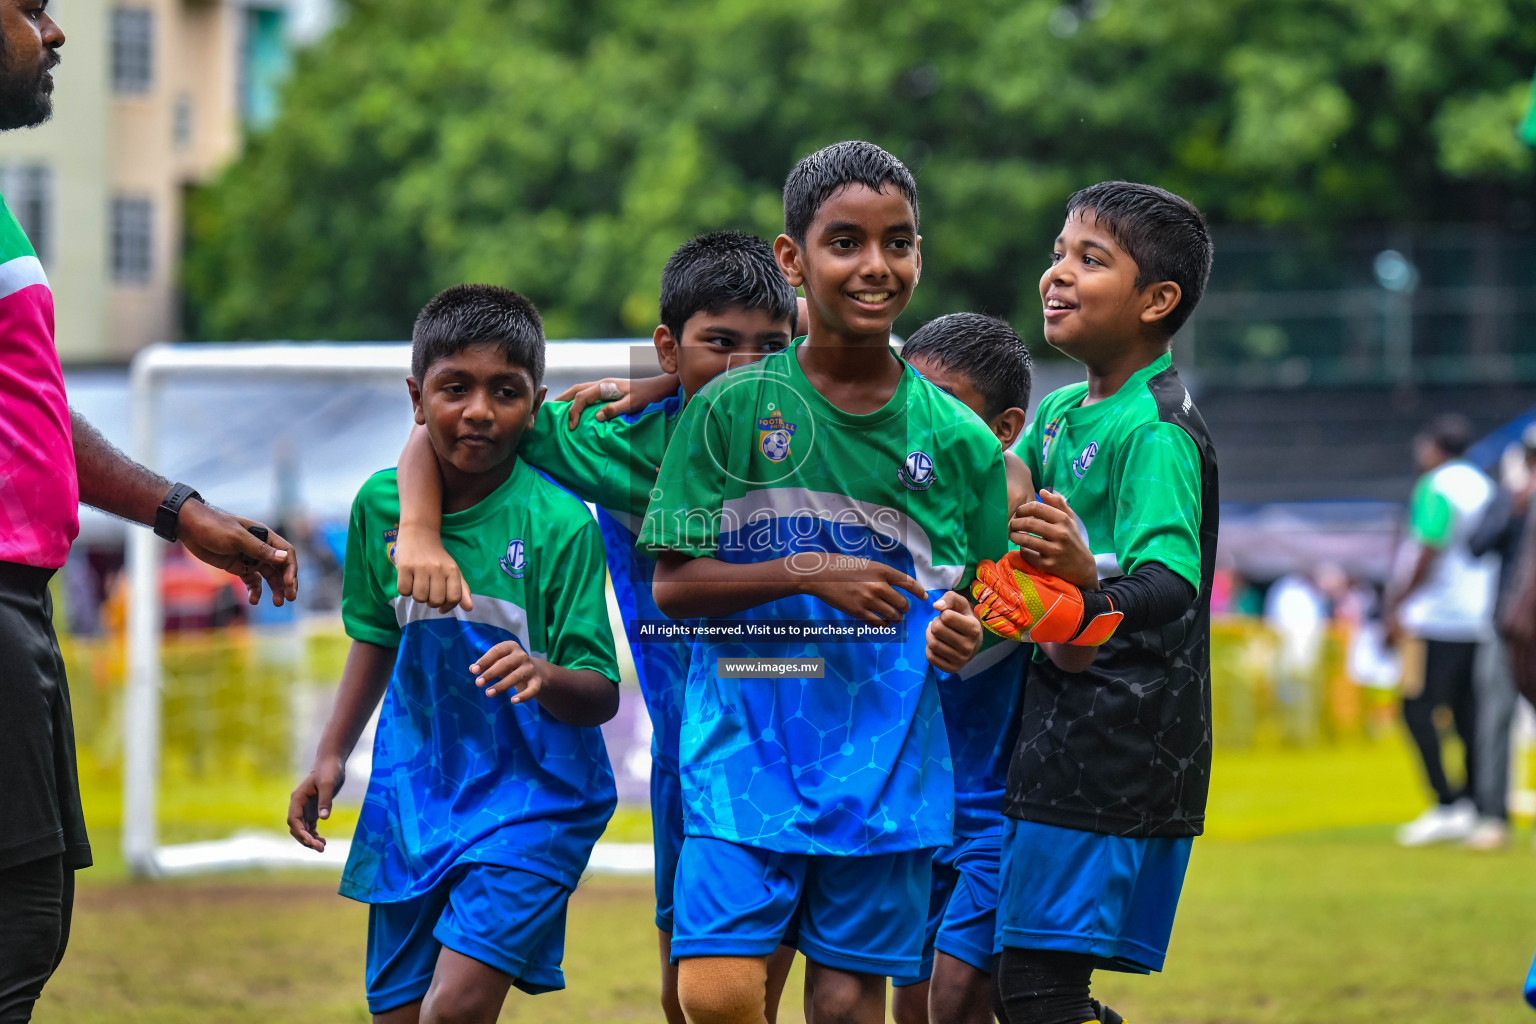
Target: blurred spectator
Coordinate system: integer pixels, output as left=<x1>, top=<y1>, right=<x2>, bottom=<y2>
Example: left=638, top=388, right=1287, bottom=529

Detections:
left=1462, top=425, right=1536, bottom=850
left=1383, top=415, right=1498, bottom=847
left=1265, top=570, right=1328, bottom=743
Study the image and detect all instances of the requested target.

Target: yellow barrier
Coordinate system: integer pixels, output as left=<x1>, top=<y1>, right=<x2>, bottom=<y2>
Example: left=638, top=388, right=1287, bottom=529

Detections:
left=62, top=616, right=1396, bottom=840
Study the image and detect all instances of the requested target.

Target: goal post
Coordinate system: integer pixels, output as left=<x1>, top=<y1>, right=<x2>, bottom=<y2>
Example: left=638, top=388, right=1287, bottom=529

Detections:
left=122, top=341, right=660, bottom=878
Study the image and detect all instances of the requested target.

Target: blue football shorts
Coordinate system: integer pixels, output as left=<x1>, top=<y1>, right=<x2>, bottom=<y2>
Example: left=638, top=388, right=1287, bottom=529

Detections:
left=651, top=758, right=685, bottom=933
left=892, top=831, right=1001, bottom=986
left=671, top=835, right=934, bottom=977
left=995, top=817, right=1193, bottom=974
left=364, top=863, right=571, bottom=1013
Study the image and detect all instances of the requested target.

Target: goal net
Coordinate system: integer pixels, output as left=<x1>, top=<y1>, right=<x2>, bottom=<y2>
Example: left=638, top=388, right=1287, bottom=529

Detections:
left=119, top=341, right=659, bottom=877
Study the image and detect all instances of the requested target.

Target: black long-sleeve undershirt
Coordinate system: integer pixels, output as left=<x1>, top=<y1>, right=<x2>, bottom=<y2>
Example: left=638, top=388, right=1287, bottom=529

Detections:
left=1076, top=561, right=1196, bottom=639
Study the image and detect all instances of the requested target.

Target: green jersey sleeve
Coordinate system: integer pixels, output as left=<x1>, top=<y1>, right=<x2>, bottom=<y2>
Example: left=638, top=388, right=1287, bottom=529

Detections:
left=341, top=477, right=402, bottom=649
left=965, top=447, right=1012, bottom=588
left=519, top=399, right=666, bottom=520
left=1408, top=474, right=1455, bottom=548
left=1111, top=420, right=1203, bottom=590
left=541, top=513, right=621, bottom=679
left=639, top=387, right=727, bottom=558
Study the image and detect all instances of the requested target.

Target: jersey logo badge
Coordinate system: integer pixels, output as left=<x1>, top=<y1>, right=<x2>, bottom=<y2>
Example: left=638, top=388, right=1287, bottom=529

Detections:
left=1071, top=441, right=1100, bottom=479
left=384, top=526, right=398, bottom=565
left=500, top=539, right=526, bottom=579
left=758, top=411, right=796, bottom=463
left=1041, top=418, right=1061, bottom=461
left=899, top=450, right=935, bottom=490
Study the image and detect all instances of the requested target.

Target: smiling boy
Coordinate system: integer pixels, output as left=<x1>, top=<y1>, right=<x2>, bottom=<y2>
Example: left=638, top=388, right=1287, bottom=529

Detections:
left=287, top=285, right=621, bottom=1023
left=983, top=183, right=1217, bottom=1024
left=640, top=142, right=1009, bottom=1024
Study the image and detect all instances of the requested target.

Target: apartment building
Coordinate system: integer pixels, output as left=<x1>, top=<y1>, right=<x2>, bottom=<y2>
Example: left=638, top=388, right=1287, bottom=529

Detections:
left=0, top=0, right=330, bottom=362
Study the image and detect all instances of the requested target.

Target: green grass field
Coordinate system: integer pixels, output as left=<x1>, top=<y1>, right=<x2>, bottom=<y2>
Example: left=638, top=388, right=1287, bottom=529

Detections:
left=33, top=735, right=1536, bottom=1023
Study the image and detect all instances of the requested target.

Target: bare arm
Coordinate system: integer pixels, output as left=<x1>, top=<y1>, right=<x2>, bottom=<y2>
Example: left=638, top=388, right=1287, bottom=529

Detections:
left=1383, top=545, right=1438, bottom=642
left=1040, top=641, right=1097, bottom=673
left=287, top=640, right=395, bottom=850
left=469, top=639, right=619, bottom=727
left=653, top=550, right=926, bottom=625
left=72, top=408, right=297, bottom=605
left=394, top=424, right=469, bottom=612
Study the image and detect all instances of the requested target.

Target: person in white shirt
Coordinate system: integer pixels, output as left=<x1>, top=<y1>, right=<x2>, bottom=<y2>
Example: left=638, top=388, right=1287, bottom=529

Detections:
left=1384, top=414, right=1497, bottom=847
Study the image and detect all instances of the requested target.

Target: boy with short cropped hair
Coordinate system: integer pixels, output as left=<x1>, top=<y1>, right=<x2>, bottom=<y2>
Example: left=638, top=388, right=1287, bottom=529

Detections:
left=287, top=284, right=622, bottom=1023
left=975, top=182, right=1217, bottom=1024
left=639, top=141, right=1009, bottom=1024
left=390, top=231, right=800, bottom=1024
left=891, top=313, right=1035, bottom=1024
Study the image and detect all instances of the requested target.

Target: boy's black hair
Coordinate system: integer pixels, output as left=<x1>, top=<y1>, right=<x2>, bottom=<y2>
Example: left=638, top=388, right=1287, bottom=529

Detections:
left=903, top=313, right=1032, bottom=420
left=1065, top=181, right=1213, bottom=338
left=783, top=141, right=919, bottom=244
left=1419, top=413, right=1474, bottom=457
left=659, top=231, right=798, bottom=340
left=411, top=284, right=545, bottom=386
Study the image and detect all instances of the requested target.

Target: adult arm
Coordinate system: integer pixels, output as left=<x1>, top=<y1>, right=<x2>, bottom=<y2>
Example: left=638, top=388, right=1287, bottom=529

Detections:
left=71, top=408, right=297, bottom=605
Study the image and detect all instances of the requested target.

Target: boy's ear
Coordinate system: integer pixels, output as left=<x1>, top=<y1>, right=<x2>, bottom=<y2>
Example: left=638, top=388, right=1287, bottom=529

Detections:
left=912, top=233, right=922, bottom=287
left=527, top=383, right=547, bottom=427
left=653, top=324, right=680, bottom=375
left=774, top=234, right=805, bottom=288
left=1138, top=281, right=1183, bottom=328
left=407, top=376, right=426, bottom=425
left=989, top=406, right=1027, bottom=449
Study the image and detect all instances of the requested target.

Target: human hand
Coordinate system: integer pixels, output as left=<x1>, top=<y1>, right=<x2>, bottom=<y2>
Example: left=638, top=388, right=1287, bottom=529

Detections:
left=395, top=525, right=472, bottom=612
left=555, top=373, right=681, bottom=427
left=471, top=641, right=545, bottom=704
left=177, top=500, right=298, bottom=606
left=926, top=591, right=982, bottom=673
left=1010, top=490, right=1098, bottom=591
left=287, top=755, right=345, bottom=852
left=799, top=556, right=926, bottom=625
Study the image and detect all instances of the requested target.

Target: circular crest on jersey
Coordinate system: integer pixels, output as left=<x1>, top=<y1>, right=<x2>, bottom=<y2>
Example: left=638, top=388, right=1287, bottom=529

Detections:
left=761, top=428, right=793, bottom=463
left=499, top=538, right=526, bottom=579
left=899, top=450, right=935, bottom=491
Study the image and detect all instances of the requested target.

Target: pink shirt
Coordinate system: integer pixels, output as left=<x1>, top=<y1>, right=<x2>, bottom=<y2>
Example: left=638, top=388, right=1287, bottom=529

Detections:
left=0, top=199, right=77, bottom=569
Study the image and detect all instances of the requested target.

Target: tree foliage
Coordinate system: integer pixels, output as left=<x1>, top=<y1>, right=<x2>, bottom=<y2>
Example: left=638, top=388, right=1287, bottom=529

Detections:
left=184, top=0, right=1536, bottom=341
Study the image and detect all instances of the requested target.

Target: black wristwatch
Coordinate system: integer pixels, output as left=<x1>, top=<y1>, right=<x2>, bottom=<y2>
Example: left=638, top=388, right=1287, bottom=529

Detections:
left=154, top=483, right=203, bottom=543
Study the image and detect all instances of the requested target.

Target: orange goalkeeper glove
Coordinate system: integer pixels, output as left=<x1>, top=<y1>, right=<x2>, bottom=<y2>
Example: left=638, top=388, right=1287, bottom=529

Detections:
left=970, top=550, right=1123, bottom=646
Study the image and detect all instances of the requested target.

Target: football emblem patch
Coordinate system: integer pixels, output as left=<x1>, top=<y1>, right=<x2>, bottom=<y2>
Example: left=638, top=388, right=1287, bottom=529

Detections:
left=899, top=450, right=935, bottom=491
left=758, top=411, right=796, bottom=463
left=500, top=538, right=526, bottom=579
left=384, top=525, right=399, bottom=565
left=1041, top=418, right=1061, bottom=461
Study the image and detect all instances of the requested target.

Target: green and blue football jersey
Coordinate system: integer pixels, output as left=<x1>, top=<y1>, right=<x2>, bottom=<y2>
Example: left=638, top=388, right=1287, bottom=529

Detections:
left=639, top=342, right=1011, bottom=855
left=339, top=461, right=620, bottom=902
left=520, top=392, right=690, bottom=772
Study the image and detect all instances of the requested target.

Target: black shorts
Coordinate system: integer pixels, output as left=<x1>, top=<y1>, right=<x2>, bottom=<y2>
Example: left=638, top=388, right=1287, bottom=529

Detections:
left=0, top=561, right=91, bottom=871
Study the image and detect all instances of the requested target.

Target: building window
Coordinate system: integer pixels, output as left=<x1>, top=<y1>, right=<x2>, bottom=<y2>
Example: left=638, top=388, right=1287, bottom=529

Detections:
left=111, top=7, right=153, bottom=94
left=0, top=165, right=51, bottom=265
left=173, top=92, right=194, bottom=149
left=111, top=196, right=153, bottom=284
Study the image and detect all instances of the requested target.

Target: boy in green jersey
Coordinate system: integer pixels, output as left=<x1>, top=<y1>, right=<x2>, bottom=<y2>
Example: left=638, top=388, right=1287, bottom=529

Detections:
left=985, top=183, right=1218, bottom=1024
left=287, top=285, right=622, bottom=1022
left=640, top=141, right=1007, bottom=1024
left=390, top=232, right=801, bottom=1024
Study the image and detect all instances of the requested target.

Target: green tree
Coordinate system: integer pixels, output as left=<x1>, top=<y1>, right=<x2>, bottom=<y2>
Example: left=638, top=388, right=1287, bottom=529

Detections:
left=185, top=0, right=1536, bottom=342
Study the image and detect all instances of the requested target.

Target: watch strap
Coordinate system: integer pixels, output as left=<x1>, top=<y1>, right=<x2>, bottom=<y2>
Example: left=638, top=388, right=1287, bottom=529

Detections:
left=154, top=483, right=203, bottom=543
